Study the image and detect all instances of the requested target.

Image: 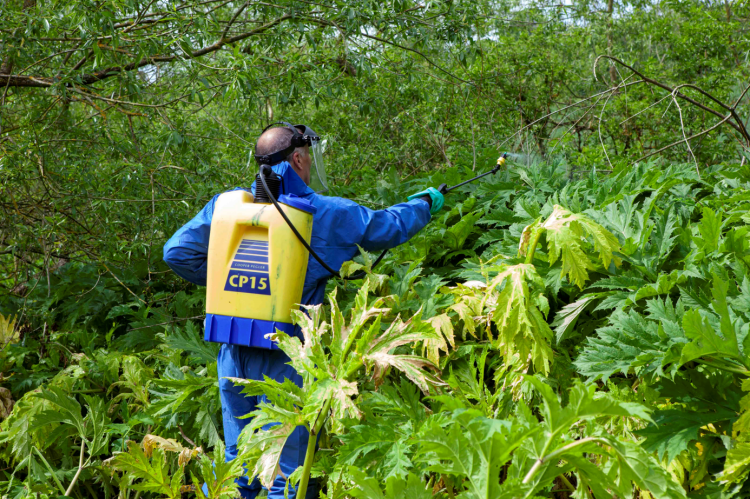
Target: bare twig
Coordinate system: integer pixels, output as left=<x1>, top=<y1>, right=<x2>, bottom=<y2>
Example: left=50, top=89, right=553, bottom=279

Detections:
left=102, top=263, right=147, bottom=305
left=0, top=15, right=293, bottom=88
left=670, top=86, right=699, bottom=175
left=221, top=1, right=251, bottom=40
left=498, top=80, right=645, bottom=151
left=178, top=425, right=197, bottom=447
left=126, top=315, right=205, bottom=332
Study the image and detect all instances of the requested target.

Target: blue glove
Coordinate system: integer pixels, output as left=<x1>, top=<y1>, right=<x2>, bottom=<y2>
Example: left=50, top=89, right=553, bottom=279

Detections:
left=407, top=187, right=444, bottom=215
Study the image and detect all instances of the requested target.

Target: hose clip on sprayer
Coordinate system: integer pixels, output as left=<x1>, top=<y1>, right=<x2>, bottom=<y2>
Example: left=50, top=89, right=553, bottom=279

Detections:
left=258, top=154, right=508, bottom=279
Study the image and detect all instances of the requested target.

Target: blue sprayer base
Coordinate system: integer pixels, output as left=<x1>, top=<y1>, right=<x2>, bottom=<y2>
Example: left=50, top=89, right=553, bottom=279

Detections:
left=204, top=314, right=295, bottom=349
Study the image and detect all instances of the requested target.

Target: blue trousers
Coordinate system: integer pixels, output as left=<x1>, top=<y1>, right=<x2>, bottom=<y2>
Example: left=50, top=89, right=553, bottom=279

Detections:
left=217, top=344, right=318, bottom=499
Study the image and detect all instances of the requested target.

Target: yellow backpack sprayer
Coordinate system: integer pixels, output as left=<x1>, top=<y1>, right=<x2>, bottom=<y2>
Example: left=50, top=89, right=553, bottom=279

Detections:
left=204, top=188, right=316, bottom=348
left=204, top=122, right=507, bottom=349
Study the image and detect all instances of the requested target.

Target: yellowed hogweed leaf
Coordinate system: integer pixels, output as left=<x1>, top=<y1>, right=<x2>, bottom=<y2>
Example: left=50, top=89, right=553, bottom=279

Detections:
left=422, top=338, right=444, bottom=366
left=236, top=396, right=306, bottom=489
left=542, top=205, right=621, bottom=289
left=279, top=308, right=333, bottom=383
left=340, top=260, right=365, bottom=278
left=363, top=311, right=444, bottom=394
left=0, top=313, right=19, bottom=346
left=228, top=376, right=305, bottom=412
left=443, top=282, right=486, bottom=341
left=327, top=282, right=390, bottom=371
left=720, top=442, right=750, bottom=484
left=328, top=287, right=347, bottom=353
left=449, top=281, right=487, bottom=339
left=428, top=313, right=455, bottom=349
left=245, top=422, right=298, bottom=488
left=366, top=310, right=442, bottom=356
left=367, top=352, right=441, bottom=395
left=305, top=378, right=361, bottom=434
left=719, top=379, right=750, bottom=483
left=349, top=280, right=389, bottom=338
left=483, top=264, right=554, bottom=375
left=451, top=301, right=477, bottom=338
left=142, top=434, right=202, bottom=467
left=0, top=387, right=14, bottom=420
left=518, top=217, right=543, bottom=257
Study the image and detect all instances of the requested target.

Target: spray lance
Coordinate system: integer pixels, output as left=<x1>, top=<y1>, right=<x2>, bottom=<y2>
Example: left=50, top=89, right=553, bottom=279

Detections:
left=257, top=152, right=509, bottom=280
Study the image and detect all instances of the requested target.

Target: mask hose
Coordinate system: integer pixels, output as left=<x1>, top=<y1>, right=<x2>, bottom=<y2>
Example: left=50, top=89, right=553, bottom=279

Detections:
left=258, top=165, right=380, bottom=280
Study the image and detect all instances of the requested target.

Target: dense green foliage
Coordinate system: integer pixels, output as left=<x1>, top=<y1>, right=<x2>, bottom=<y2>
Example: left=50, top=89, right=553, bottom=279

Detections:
left=2, top=0, right=750, bottom=497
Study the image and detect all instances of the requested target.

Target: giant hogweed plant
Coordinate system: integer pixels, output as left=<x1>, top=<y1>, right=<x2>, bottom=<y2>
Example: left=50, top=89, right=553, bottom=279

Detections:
left=95, top=280, right=442, bottom=498
left=230, top=280, right=443, bottom=498
left=7, top=160, right=750, bottom=497
left=439, top=204, right=622, bottom=379
left=228, top=324, right=688, bottom=499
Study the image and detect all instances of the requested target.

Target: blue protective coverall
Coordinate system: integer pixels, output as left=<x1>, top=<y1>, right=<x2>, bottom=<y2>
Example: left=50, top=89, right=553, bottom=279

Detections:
left=163, top=162, right=431, bottom=499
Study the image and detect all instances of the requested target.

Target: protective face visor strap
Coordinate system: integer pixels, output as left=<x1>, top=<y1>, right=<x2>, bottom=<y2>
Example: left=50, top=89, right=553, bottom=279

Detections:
left=254, top=144, right=296, bottom=166
left=254, top=121, right=309, bottom=165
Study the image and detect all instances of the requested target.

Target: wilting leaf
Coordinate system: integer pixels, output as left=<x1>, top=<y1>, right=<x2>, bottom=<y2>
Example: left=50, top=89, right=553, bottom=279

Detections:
left=428, top=313, right=455, bottom=349
left=239, top=418, right=299, bottom=489
left=542, top=205, right=622, bottom=288
left=362, top=311, right=444, bottom=394
left=0, top=313, right=19, bottom=346
left=483, top=264, right=554, bottom=375
left=142, top=434, right=202, bottom=467
left=0, top=387, right=14, bottom=421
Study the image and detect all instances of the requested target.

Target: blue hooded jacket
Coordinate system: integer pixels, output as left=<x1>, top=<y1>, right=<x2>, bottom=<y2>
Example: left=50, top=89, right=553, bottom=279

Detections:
left=163, top=162, right=431, bottom=307
left=163, top=162, right=431, bottom=499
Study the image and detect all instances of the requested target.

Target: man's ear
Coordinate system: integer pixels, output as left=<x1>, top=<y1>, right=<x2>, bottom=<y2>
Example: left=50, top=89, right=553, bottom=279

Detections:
left=290, top=150, right=302, bottom=170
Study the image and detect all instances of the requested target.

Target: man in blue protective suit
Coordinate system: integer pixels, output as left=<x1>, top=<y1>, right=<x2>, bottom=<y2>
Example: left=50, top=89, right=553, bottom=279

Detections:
left=162, top=122, right=444, bottom=499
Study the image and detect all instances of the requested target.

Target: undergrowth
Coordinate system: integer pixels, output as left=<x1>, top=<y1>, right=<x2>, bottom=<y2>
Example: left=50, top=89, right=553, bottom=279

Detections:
left=3, top=158, right=750, bottom=498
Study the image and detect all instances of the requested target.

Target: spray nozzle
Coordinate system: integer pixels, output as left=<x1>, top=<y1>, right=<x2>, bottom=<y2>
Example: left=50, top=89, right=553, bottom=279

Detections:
left=496, top=152, right=508, bottom=169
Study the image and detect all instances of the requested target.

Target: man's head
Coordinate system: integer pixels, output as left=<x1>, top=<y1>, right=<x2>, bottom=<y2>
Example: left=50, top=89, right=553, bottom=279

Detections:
left=255, top=126, right=312, bottom=185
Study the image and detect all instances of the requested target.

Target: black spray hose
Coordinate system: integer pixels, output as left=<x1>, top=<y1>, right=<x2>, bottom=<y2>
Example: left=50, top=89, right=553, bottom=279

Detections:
left=258, top=165, right=379, bottom=280
left=258, top=153, right=507, bottom=280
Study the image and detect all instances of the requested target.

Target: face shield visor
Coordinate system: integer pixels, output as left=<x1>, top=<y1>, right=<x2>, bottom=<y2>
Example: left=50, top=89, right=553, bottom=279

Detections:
left=294, top=124, right=328, bottom=194
left=309, top=137, right=328, bottom=194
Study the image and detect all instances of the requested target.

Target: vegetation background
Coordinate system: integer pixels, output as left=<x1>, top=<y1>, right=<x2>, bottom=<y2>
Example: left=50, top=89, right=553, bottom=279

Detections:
left=1, top=0, right=750, bottom=497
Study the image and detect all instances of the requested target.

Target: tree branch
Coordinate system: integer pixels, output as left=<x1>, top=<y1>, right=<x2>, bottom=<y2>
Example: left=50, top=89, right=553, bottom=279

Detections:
left=632, top=112, right=733, bottom=165
left=594, top=55, right=750, bottom=144
left=0, top=14, right=293, bottom=88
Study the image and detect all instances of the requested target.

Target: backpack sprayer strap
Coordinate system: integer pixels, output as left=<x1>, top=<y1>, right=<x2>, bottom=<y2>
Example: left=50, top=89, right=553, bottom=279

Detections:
left=258, top=165, right=378, bottom=280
